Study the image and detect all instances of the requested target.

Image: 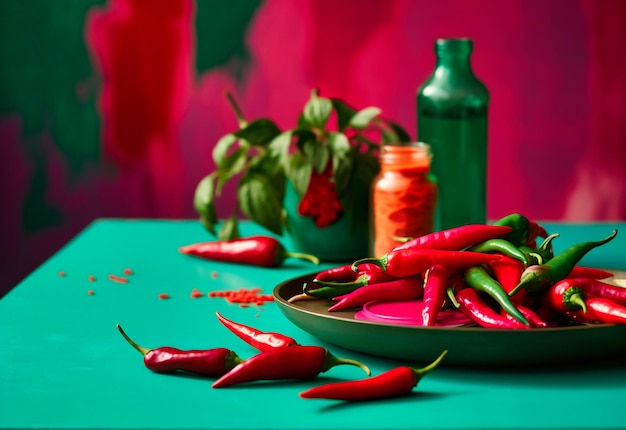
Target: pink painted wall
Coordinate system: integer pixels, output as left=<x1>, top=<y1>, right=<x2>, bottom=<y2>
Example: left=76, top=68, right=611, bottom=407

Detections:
left=1, top=0, right=625, bottom=297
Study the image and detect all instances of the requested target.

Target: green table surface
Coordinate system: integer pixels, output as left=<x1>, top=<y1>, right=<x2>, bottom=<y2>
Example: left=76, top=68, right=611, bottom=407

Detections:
left=1, top=219, right=626, bottom=430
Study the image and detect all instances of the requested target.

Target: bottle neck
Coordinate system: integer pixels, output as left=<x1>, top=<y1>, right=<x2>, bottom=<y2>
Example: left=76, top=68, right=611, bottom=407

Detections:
left=433, top=38, right=474, bottom=74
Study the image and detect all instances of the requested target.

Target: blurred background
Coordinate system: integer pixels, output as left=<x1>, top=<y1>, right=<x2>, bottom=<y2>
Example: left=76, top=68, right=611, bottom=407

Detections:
left=1, top=0, right=625, bottom=298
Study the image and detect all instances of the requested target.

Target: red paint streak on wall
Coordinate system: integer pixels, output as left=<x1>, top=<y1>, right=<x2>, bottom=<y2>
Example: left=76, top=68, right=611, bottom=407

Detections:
left=86, top=0, right=192, bottom=166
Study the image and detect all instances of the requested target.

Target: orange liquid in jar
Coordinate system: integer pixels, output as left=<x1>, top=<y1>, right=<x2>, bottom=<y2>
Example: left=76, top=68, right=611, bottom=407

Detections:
left=370, top=143, right=438, bottom=257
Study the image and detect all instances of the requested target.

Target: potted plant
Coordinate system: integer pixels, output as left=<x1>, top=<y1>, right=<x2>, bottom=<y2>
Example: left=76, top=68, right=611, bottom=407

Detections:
left=193, top=89, right=410, bottom=260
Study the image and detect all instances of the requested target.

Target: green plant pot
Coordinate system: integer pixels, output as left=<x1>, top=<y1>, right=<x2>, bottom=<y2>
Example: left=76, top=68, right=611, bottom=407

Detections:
left=283, top=181, right=369, bottom=262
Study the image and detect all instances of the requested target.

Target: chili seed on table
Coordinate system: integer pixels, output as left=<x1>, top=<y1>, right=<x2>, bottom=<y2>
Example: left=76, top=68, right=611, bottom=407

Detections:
left=87, top=290, right=95, bottom=295
left=88, top=275, right=96, bottom=282
left=123, top=268, right=133, bottom=275
left=158, top=293, right=170, bottom=300
left=108, top=274, right=129, bottom=284
left=190, top=288, right=204, bottom=299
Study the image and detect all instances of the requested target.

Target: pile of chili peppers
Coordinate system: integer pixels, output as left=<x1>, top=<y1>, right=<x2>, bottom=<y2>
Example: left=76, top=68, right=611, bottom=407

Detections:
left=117, top=314, right=447, bottom=402
left=291, top=214, right=624, bottom=329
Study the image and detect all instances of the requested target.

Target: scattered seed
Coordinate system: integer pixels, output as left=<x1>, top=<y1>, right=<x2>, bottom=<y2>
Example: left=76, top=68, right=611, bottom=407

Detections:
left=88, top=275, right=96, bottom=282
left=108, top=274, right=129, bottom=284
left=208, top=287, right=274, bottom=306
left=58, top=271, right=66, bottom=277
left=158, top=293, right=170, bottom=300
left=190, top=288, right=204, bottom=299
left=123, top=268, right=133, bottom=275
left=211, top=271, right=218, bottom=278
left=87, top=290, right=95, bottom=295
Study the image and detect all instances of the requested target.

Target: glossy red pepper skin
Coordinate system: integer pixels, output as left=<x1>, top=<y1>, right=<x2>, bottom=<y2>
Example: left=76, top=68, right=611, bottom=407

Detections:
left=179, top=235, right=319, bottom=267
left=393, top=225, right=513, bottom=252
left=212, top=345, right=370, bottom=388
left=313, top=266, right=399, bottom=288
left=544, top=279, right=589, bottom=314
left=421, top=264, right=453, bottom=326
left=567, top=266, right=614, bottom=280
left=456, top=288, right=529, bottom=329
left=352, top=249, right=501, bottom=278
left=215, top=312, right=297, bottom=351
left=573, top=278, right=626, bottom=305
left=501, top=305, right=549, bottom=328
left=585, top=298, right=626, bottom=324
left=313, top=265, right=359, bottom=283
left=299, top=350, right=447, bottom=402
left=116, top=324, right=241, bottom=376
left=328, top=275, right=423, bottom=312
left=486, top=256, right=527, bottom=304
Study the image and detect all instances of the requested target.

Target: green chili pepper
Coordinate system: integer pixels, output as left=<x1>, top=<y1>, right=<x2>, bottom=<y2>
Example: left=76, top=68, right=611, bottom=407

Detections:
left=302, top=282, right=361, bottom=299
left=519, top=233, right=560, bottom=266
left=493, top=213, right=531, bottom=247
left=509, top=229, right=618, bottom=296
left=468, top=239, right=528, bottom=266
left=464, top=266, right=530, bottom=326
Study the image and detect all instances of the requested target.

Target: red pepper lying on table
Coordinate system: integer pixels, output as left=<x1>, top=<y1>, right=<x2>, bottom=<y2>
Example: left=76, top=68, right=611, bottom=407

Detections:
left=300, top=350, right=447, bottom=402
left=116, top=324, right=242, bottom=376
left=215, top=312, right=297, bottom=351
left=212, top=345, right=371, bottom=388
left=179, top=235, right=319, bottom=267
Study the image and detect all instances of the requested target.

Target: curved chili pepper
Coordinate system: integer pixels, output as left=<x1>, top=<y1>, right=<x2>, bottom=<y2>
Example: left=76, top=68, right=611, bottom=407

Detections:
left=302, top=282, right=361, bottom=299
left=313, top=264, right=360, bottom=283
left=464, top=266, right=530, bottom=325
left=455, top=288, right=529, bottom=329
left=313, top=267, right=399, bottom=289
left=526, top=219, right=549, bottom=248
left=544, top=279, right=588, bottom=314
left=328, top=275, right=424, bottom=312
left=116, top=324, right=241, bottom=375
left=567, top=266, right=614, bottom=280
left=299, top=350, right=447, bottom=401
left=585, top=298, right=626, bottom=324
left=468, top=239, right=528, bottom=266
left=212, top=345, right=371, bottom=388
left=215, top=312, right=297, bottom=351
left=179, top=235, right=320, bottom=267
left=493, top=213, right=533, bottom=247
left=393, top=224, right=513, bottom=252
left=501, top=305, right=548, bottom=328
left=552, top=278, right=626, bottom=306
left=421, top=264, right=453, bottom=326
left=509, top=230, right=618, bottom=296
left=352, top=249, right=501, bottom=278
left=485, top=256, right=527, bottom=304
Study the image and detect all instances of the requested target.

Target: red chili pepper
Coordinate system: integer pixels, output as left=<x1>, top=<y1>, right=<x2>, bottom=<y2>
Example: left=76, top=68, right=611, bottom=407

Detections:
left=328, top=275, right=424, bottom=312
left=313, top=265, right=360, bottom=283
left=526, top=220, right=549, bottom=248
left=567, top=266, right=614, bottom=280
left=455, top=288, right=530, bottom=329
left=393, top=224, right=513, bottom=252
left=352, top=249, right=501, bottom=278
left=501, top=305, right=548, bottom=328
left=116, top=324, right=241, bottom=375
left=215, top=312, right=297, bottom=351
left=299, top=350, right=447, bottom=401
left=585, top=298, right=626, bottom=324
left=544, top=279, right=589, bottom=314
left=421, top=264, right=453, bottom=326
left=550, top=278, right=626, bottom=306
left=179, top=235, right=320, bottom=267
left=486, top=256, right=527, bottom=304
left=212, top=345, right=371, bottom=388
left=313, top=266, right=399, bottom=289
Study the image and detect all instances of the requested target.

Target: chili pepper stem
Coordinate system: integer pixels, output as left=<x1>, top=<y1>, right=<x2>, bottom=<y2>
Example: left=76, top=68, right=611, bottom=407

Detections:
left=351, top=256, right=387, bottom=272
left=413, top=350, right=448, bottom=379
left=116, top=324, right=150, bottom=356
left=285, top=251, right=320, bottom=265
left=325, top=351, right=371, bottom=376
left=225, top=91, right=247, bottom=128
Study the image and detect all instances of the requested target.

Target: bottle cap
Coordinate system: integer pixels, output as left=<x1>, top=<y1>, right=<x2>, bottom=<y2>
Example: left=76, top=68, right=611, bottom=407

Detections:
left=435, top=38, right=473, bottom=55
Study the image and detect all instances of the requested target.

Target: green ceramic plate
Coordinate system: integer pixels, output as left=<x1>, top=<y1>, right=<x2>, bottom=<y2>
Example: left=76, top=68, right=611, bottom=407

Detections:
left=273, top=271, right=626, bottom=367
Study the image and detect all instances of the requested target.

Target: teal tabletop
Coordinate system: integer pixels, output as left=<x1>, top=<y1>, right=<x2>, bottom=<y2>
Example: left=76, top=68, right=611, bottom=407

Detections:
left=1, top=219, right=625, bottom=430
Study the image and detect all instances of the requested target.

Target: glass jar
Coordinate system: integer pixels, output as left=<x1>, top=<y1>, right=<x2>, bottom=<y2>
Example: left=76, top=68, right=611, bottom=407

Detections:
left=370, top=142, right=437, bottom=257
left=417, top=38, right=489, bottom=231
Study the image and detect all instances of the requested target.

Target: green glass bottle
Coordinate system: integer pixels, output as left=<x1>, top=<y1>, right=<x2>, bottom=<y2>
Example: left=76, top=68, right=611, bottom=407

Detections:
left=417, top=38, right=489, bottom=231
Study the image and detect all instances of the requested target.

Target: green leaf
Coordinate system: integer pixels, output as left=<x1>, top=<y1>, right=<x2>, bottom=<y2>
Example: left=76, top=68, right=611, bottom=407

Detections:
left=233, top=118, right=281, bottom=146
left=193, top=174, right=218, bottom=235
left=303, top=93, right=332, bottom=129
left=328, top=132, right=352, bottom=195
left=218, top=214, right=240, bottom=241
left=331, top=98, right=357, bottom=131
left=216, top=147, right=248, bottom=193
left=348, top=107, right=382, bottom=130
left=301, top=138, right=329, bottom=174
left=267, top=130, right=293, bottom=169
left=287, top=153, right=312, bottom=197
left=212, top=133, right=238, bottom=165
left=237, top=173, right=284, bottom=235
left=381, top=120, right=412, bottom=143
